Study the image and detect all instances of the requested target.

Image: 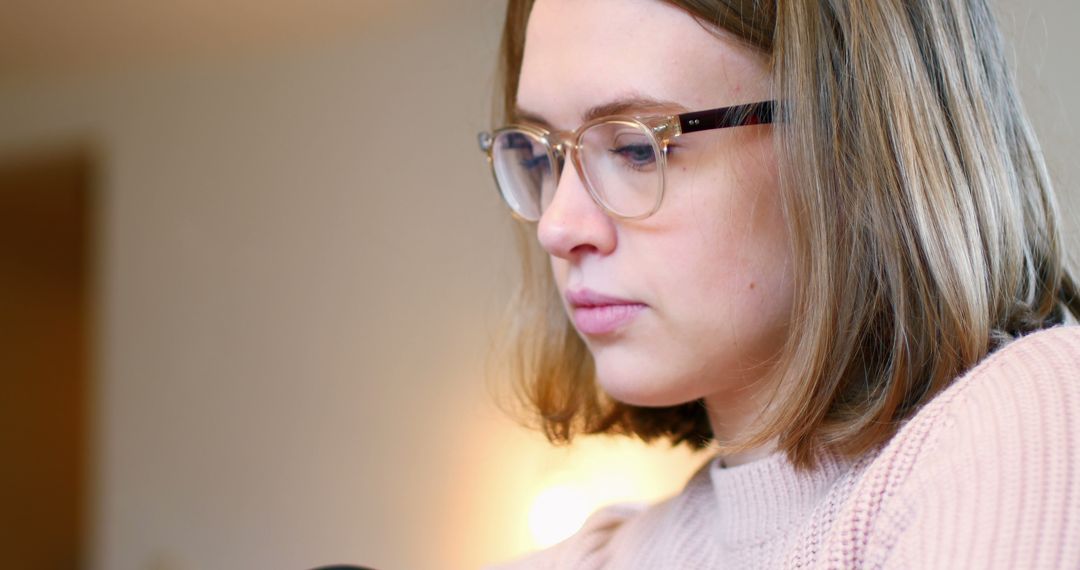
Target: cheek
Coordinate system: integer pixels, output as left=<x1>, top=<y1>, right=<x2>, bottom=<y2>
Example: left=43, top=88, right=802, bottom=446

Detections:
left=649, top=132, right=791, bottom=328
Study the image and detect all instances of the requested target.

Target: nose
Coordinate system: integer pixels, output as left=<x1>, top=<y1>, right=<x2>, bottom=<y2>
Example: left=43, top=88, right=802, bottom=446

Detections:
left=536, top=155, right=617, bottom=260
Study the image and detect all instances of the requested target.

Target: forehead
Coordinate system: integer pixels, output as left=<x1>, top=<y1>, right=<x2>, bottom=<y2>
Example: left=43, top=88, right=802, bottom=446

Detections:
left=516, top=0, right=769, bottom=129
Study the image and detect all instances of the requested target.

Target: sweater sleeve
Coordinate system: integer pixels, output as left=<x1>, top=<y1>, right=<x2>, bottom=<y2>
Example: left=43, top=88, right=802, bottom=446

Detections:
left=876, top=326, right=1080, bottom=569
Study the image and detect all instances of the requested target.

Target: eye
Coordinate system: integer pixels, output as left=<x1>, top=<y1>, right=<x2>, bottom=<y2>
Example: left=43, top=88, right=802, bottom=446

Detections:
left=603, top=128, right=663, bottom=172
left=520, top=154, right=550, bottom=172
left=611, top=143, right=656, bottom=167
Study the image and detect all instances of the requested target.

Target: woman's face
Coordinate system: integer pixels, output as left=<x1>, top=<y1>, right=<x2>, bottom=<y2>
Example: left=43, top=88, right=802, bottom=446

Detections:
left=517, top=0, right=794, bottom=412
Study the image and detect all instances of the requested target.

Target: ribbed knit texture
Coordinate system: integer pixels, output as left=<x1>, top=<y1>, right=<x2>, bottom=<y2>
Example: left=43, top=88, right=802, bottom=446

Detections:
left=486, top=325, right=1080, bottom=569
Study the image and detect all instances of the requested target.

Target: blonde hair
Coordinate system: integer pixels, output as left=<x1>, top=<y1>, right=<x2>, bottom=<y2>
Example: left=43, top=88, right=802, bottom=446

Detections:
left=489, top=0, right=1080, bottom=471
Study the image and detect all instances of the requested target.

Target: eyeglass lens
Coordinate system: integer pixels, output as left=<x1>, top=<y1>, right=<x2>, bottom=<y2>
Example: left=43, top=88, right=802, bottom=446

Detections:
left=491, top=130, right=554, bottom=221
left=491, top=120, right=662, bottom=221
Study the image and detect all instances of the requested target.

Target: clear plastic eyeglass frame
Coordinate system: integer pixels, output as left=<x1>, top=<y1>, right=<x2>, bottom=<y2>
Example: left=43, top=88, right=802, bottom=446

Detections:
left=477, top=100, right=775, bottom=222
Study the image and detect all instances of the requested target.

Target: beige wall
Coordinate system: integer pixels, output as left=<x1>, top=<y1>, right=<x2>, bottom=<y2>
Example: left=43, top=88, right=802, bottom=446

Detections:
left=999, top=1, right=1080, bottom=247
left=0, top=2, right=1076, bottom=569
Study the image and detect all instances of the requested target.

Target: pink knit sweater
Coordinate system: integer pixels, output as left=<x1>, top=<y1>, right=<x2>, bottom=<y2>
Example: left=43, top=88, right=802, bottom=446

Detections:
left=487, top=325, right=1080, bottom=569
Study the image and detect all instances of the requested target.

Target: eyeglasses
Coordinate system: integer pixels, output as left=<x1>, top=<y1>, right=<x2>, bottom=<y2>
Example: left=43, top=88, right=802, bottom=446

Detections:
left=477, top=101, right=775, bottom=222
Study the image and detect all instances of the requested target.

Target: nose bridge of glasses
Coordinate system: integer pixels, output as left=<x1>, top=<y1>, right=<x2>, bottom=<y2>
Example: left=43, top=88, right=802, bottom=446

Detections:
left=542, top=128, right=577, bottom=180
left=546, top=129, right=577, bottom=159
left=542, top=128, right=605, bottom=217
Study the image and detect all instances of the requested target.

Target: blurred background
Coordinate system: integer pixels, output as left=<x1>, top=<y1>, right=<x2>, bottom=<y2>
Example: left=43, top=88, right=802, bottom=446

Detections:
left=0, top=1, right=1076, bottom=569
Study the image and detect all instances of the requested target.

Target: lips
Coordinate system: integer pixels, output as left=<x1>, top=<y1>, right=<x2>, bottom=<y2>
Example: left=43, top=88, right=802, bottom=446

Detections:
left=566, top=288, right=647, bottom=335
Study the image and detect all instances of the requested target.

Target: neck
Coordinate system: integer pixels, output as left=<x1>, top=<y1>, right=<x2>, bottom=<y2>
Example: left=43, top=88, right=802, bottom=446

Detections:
left=703, top=375, right=783, bottom=468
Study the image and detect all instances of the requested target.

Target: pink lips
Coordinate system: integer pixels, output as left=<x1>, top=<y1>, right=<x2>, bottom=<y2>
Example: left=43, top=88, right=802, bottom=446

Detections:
left=566, top=288, right=647, bottom=335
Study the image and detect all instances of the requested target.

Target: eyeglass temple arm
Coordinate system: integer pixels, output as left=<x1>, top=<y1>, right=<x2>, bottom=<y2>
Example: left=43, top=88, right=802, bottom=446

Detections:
left=677, top=101, right=775, bottom=135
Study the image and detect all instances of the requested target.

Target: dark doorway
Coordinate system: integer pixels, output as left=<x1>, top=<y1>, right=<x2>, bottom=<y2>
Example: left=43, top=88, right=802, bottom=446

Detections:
left=0, top=148, right=95, bottom=569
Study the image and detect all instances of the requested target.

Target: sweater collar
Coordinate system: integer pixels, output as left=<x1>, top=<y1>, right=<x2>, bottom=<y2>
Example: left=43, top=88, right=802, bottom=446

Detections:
left=707, top=446, right=856, bottom=547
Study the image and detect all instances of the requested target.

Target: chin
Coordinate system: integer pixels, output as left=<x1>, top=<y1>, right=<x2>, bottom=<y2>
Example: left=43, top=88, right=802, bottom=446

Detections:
left=593, top=358, right=702, bottom=408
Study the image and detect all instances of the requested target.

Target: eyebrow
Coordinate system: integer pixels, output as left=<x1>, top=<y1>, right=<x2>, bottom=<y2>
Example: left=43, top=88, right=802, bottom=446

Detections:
left=513, top=94, right=689, bottom=128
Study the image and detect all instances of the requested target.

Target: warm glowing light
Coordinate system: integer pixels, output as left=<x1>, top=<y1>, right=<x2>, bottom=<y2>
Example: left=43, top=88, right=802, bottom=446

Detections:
left=527, top=485, right=593, bottom=547
left=465, top=433, right=705, bottom=559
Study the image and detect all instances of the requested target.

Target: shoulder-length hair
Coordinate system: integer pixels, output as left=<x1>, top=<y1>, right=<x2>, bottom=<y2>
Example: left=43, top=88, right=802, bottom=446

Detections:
left=488, top=0, right=1080, bottom=471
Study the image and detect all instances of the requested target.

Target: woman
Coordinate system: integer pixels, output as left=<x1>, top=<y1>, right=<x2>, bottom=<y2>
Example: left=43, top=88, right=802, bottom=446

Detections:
left=477, top=0, right=1080, bottom=567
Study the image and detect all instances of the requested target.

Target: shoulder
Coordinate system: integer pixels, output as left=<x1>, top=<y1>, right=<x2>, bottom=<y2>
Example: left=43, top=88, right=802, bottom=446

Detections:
left=918, top=324, right=1080, bottom=450
left=879, top=325, right=1080, bottom=446
left=925, top=324, right=1080, bottom=425
left=851, top=325, right=1080, bottom=568
left=959, top=324, right=1080, bottom=389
